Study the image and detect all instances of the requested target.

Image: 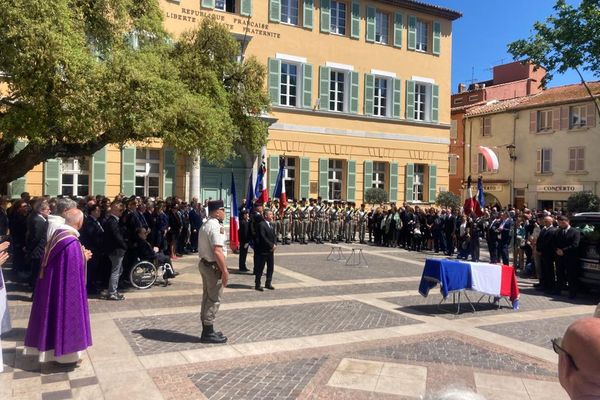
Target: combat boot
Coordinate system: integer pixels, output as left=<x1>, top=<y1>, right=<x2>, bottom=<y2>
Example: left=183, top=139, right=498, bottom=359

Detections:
left=200, top=324, right=227, bottom=344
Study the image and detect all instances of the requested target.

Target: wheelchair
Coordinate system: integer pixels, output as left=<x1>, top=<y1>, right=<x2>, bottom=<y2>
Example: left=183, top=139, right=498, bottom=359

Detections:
left=128, top=257, right=174, bottom=290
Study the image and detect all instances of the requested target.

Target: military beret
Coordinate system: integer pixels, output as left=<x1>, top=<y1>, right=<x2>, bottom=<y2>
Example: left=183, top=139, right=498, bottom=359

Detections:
left=208, top=200, right=224, bottom=212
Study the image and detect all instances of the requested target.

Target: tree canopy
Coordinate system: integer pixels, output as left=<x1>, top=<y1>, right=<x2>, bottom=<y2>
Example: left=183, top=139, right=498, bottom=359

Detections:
left=0, top=0, right=270, bottom=190
left=508, top=0, right=600, bottom=87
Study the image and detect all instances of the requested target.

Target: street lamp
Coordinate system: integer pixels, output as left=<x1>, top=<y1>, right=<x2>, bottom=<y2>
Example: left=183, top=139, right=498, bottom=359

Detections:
left=506, top=144, right=517, bottom=161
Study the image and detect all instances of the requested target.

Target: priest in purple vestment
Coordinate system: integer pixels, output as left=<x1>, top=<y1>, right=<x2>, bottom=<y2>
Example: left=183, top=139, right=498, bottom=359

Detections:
left=24, top=209, right=93, bottom=364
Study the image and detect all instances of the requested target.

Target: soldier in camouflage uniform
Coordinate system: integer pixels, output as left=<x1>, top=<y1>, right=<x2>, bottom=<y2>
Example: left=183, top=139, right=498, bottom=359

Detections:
left=272, top=199, right=281, bottom=243
left=282, top=201, right=293, bottom=245
left=291, top=199, right=300, bottom=242
left=330, top=201, right=340, bottom=244
left=357, top=203, right=368, bottom=244
left=344, top=202, right=355, bottom=244
left=322, top=200, right=331, bottom=242
left=307, top=198, right=315, bottom=242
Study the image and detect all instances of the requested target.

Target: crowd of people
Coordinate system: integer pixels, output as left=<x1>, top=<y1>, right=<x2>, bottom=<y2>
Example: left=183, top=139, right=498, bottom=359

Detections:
left=0, top=192, right=208, bottom=300
left=252, top=197, right=585, bottom=299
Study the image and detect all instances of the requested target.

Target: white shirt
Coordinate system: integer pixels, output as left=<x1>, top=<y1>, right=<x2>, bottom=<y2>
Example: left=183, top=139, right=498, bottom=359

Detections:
left=46, top=215, right=66, bottom=240
left=198, top=218, right=226, bottom=262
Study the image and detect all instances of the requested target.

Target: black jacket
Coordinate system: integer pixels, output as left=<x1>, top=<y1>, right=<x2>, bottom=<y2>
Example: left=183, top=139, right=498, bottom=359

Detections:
left=25, top=214, right=47, bottom=260
left=239, top=218, right=251, bottom=244
left=103, top=215, right=128, bottom=255
left=554, top=226, right=580, bottom=259
left=80, top=215, right=105, bottom=255
left=254, top=219, right=276, bottom=255
left=537, top=225, right=557, bottom=255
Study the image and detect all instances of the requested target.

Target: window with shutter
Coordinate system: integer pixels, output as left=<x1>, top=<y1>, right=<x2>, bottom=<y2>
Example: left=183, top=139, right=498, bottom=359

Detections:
left=568, top=147, right=585, bottom=172
left=281, top=0, right=298, bottom=24
left=92, top=146, right=107, bottom=196
left=570, top=105, right=587, bottom=129
left=536, top=148, right=552, bottom=173
left=303, top=0, right=314, bottom=29
left=330, top=0, right=346, bottom=35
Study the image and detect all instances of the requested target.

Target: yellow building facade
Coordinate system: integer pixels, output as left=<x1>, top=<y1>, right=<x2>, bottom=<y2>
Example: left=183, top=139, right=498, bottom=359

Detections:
left=11, top=0, right=460, bottom=206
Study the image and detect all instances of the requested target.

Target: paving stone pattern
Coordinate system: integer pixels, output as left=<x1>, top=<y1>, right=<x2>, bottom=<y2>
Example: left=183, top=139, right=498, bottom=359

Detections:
left=116, top=300, right=422, bottom=355
left=357, top=336, right=557, bottom=377
left=481, top=314, right=587, bottom=349
left=189, top=357, right=327, bottom=400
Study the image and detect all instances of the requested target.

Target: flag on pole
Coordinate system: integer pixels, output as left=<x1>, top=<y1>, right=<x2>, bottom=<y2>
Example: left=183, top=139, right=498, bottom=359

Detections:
left=272, top=156, right=287, bottom=214
left=254, top=146, right=268, bottom=203
left=245, top=170, right=255, bottom=211
left=464, top=175, right=482, bottom=216
left=229, top=173, right=240, bottom=252
left=477, top=176, right=485, bottom=209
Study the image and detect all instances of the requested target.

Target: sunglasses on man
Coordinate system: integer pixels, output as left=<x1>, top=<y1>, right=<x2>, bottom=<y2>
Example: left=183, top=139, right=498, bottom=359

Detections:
left=551, top=337, right=579, bottom=371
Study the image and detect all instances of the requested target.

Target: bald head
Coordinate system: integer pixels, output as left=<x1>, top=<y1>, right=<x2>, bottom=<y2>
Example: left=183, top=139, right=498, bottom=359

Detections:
left=559, top=317, right=600, bottom=399
left=64, top=208, right=84, bottom=231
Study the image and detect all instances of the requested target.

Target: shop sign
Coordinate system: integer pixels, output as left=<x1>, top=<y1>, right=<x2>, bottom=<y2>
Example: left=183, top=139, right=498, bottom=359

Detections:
left=483, top=184, right=502, bottom=192
left=535, top=185, right=584, bottom=193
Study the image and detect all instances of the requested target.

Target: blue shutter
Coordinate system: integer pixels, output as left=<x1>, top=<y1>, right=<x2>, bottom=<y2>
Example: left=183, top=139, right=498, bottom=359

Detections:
left=300, top=157, right=310, bottom=199
left=268, top=58, right=281, bottom=105
left=121, top=146, right=136, bottom=196
left=347, top=160, right=356, bottom=202
left=408, top=15, right=416, bottom=50
left=349, top=71, right=359, bottom=114
left=350, top=1, right=360, bottom=39
left=393, top=12, right=403, bottom=48
left=389, top=162, right=398, bottom=203
left=405, top=80, right=415, bottom=120
left=319, top=158, right=329, bottom=199
left=269, top=0, right=281, bottom=22
left=319, top=66, right=330, bottom=110
left=303, top=0, right=314, bottom=29
left=91, top=146, right=107, bottom=195
left=433, top=21, right=441, bottom=55
left=241, top=0, right=252, bottom=16
left=431, top=84, right=439, bottom=123
left=364, top=74, right=374, bottom=116
left=405, top=163, right=414, bottom=202
left=8, top=142, right=27, bottom=198
left=302, top=63, right=313, bottom=109
left=269, top=155, right=279, bottom=195
left=163, top=148, right=176, bottom=197
left=366, top=6, right=375, bottom=43
left=392, top=78, right=402, bottom=119
left=320, top=0, right=330, bottom=33
left=44, top=159, right=60, bottom=196
left=428, top=165, right=437, bottom=203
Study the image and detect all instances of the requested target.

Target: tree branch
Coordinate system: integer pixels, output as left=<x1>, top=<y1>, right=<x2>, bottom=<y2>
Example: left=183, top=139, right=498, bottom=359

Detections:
left=574, top=66, right=600, bottom=118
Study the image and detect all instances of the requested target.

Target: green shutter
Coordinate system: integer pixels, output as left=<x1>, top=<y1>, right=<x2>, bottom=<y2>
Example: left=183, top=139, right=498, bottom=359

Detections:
left=431, top=84, right=439, bottom=123
left=393, top=12, right=403, bottom=48
left=44, top=159, right=60, bottom=196
left=163, top=148, right=176, bottom=197
left=241, top=0, right=252, bottom=16
left=392, top=78, right=402, bottom=119
left=318, top=158, right=328, bottom=199
left=351, top=0, right=360, bottom=39
left=303, top=0, right=314, bottom=29
left=319, top=66, right=330, bottom=110
left=405, top=163, right=414, bottom=202
left=350, top=71, right=359, bottom=114
left=406, top=80, right=415, bottom=120
left=269, top=0, right=280, bottom=22
left=302, top=63, right=313, bottom=109
left=347, top=160, right=356, bottom=202
left=8, top=142, right=27, bottom=199
left=121, top=146, right=136, bottom=196
left=364, top=74, right=374, bottom=116
left=320, top=0, right=330, bottom=33
left=91, top=146, right=107, bottom=195
left=432, top=21, right=441, bottom=55
left=428, top=164, right=437, bottom=203
left=366, top=6, right=375, bottom=43
left=300, top=157, right=310, bottom=199
left=389, top=162, right=398, bottom=203
left=268, top=58, right=281, bottom=105
left=201, top=0, right=215, bottom=9
left=408, top=15, right=416, bottom=50
left=363, top=161, right=373, bottom=194
left=269, top=155, right=279, bottom=195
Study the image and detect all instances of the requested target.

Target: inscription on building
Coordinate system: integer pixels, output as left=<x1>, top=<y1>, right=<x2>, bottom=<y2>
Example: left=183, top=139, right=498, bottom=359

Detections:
left=535, top=185, right=584, bottom=193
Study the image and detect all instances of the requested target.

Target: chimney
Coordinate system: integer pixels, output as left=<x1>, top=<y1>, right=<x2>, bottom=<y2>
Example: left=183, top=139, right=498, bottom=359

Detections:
left=458, top=83, right=467, bottom=93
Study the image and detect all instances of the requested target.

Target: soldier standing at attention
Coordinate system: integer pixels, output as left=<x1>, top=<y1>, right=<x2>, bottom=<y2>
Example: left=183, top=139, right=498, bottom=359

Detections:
left=291, top=199, right=300, bottom=243
left=282, top=201, right=292, bottom=245
left=299, top=198, right=309, bottom=245
left=197, top=200, right=229, bottom=344
left=330, top=201, right=340, bottom=244
left=357, top=204, right=368, bottom=244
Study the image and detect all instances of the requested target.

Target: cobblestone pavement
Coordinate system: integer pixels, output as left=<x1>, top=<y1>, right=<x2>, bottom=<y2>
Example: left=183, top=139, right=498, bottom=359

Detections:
left=2, top=243, right=599, bottom=399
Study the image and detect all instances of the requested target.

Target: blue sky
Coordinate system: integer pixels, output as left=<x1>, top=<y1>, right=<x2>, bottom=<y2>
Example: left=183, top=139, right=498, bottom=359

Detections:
left=425, top=0, right=596, bottom=92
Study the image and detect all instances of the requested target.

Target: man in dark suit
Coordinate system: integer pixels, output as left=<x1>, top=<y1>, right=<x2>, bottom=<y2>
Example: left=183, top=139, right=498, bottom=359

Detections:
left=536, top=215, right=557, bottom=292
left=188, top=202, right=202, bottom=253
left=25, top=199, right=50, bottom=289
left=444, top=209, right=457, bottom=256
left=103, top=202, right=127, bottom=301
left=238, top=210, right=251, bottom=272
left=496, top=211, right=513, bottom=265
left=81, top=204, right=106, bottom=294
left=254, top=209, right=276, bottom=291
left=554, top=215, right=581, bottom=298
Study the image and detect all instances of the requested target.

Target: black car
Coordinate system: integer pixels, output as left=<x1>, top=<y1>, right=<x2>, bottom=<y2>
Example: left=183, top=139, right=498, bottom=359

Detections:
left=571, top=212, right=600, bottom=289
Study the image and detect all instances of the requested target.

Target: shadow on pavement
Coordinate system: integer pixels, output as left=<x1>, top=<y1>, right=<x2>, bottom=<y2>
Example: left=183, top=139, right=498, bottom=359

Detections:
left=225, top=283, right=254, bottom=290
left=132, top=329, right=201, bottom=343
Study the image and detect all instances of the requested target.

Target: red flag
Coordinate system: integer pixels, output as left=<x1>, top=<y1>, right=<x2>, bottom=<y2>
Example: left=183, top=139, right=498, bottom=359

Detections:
left=229, top=174, right=239, bottom=252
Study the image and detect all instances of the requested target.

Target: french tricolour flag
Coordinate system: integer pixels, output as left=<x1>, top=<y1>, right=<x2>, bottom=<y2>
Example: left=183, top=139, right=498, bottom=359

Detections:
left=466, top=261, right=520, bottom=309
left=272, top=156, right=287, bottom=214
left=229, top=173, right=240, bottom=252
left=255, top=146, right=269, bottom=204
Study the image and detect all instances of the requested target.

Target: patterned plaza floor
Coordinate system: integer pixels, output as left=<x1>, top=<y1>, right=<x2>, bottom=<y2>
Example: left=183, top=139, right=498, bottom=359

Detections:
left=2, top=242, right=599, bottom=399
